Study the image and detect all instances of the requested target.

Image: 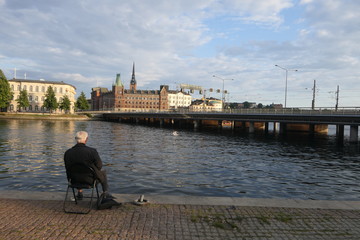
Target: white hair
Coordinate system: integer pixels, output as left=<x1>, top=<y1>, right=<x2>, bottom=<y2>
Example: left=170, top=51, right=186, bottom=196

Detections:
left=75, top=131, right=88, bottom=143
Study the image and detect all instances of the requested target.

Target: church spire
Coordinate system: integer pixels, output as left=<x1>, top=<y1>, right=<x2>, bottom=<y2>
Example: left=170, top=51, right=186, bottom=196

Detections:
left=130, top=62, right=137, bottom=91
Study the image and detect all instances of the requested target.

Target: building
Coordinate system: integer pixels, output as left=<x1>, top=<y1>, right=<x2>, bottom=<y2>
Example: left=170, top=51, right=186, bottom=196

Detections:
left=190, top=98, right=223, bottom=112
left=168, top=91, right=192, bottom=109
left=91, top=63, right=191, bottom=111
left=8, top=78, right=76, bottom=113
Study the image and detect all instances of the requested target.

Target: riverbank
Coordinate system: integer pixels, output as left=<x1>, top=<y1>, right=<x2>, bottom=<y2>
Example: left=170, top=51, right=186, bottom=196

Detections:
left=0, top=112, right=92, bottom=120
left=1, top=191, right=360, bottom=239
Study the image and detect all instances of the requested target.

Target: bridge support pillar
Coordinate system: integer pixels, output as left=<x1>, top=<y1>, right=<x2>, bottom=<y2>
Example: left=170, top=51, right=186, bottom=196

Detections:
left=159, top=119, right=164, bottom=127
left=231, top=121, right=235, bottom=130
left=273, top=122, right=277, bottom=132
left=264, top=122, right=269, bottom=134
left=242, top=121, right=246, bottom=131
left=309, top=124, right=315, bottom=135
left=350, top=125, right=358, bottom=143
left=193, top=120, right=200, bottom=130
left=279, top=123, right=287, bottom=135
left=218, top=120, right=222, bottom=129
left=249, top=122, right=255, bottom=133
left=336, top=124, right=344, bottom=144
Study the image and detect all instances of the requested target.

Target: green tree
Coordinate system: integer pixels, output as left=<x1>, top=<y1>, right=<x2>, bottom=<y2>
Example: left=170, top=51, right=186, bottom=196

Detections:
left=243, top=101, right=251, bottom=108
left=76, top=91, right=89, bottom=111
left=43, top=86, right=58, bottom=113
left=59, top=95, right=71, bottom=113
left=0, top=69, right=13, bottom=111
left=257, top=103, right=263, bottom=109
left=16, top=89, right=30, bottom=111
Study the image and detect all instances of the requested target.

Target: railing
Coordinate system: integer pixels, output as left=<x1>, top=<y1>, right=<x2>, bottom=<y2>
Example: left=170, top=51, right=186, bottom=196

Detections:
left=79, top=107, right=360, bottom=116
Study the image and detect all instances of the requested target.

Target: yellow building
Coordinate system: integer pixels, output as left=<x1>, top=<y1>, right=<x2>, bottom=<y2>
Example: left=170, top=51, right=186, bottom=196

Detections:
left=8, top=78, right=76, bottom=113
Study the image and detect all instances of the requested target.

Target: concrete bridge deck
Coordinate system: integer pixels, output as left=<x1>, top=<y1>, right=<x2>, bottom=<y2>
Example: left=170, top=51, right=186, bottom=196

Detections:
left=98, top=110, right=360, bottom=142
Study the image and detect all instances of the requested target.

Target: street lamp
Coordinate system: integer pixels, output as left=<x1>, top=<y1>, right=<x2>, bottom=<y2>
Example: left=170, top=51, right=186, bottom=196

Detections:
left=275, top=65, right=298, bottom=108
left=212, top=75, right=234, bottom=109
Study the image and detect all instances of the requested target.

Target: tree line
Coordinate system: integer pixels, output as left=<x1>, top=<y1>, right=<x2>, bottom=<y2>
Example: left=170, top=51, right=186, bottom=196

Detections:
left=0, top=69, right=89, bottom=113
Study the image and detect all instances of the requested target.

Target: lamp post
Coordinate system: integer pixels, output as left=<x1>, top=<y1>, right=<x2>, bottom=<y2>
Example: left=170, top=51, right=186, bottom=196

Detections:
left=275, top=65, right=298, bottom=108
left=212, top=75, right=234, bottom=109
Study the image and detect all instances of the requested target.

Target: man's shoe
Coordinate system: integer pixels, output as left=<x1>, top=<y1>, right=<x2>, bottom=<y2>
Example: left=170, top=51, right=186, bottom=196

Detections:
left=103, top=192, right=116, bottom=199
left=77, top=192, right=83, bottom=200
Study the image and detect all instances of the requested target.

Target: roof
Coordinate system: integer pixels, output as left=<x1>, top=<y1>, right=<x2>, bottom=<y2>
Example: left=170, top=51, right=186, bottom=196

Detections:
left=92, top=87, right=109, bottom=93
left=9, top=78, right=76, bottom=90
left=167, top=90, right=191, bottom=95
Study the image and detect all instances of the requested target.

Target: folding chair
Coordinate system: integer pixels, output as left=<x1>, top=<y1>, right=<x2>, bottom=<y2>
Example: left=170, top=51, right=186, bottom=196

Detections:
left=63, top=163, right=100, bottom=214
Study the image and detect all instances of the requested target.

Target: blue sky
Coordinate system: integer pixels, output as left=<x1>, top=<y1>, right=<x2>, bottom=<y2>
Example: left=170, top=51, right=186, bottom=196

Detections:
left=1, top=0, right=360, bottom=108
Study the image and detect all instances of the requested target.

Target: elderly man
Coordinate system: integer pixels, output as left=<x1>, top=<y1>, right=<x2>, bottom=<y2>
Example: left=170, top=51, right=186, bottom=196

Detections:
left=64, top=131, right=114, bottom=200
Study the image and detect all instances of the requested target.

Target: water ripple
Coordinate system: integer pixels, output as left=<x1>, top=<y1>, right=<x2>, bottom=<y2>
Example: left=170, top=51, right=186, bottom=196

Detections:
left=0, top=119, right=360, bottom=200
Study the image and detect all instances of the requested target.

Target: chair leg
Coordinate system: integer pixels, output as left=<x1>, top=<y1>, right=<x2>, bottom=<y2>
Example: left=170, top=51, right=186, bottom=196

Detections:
left=95, top=183, right=100, bottom=209
left=71, top=187, right=78, bottom=204
left=64, top=182, right=99, bottom=214
left=63, top=185, right=70, bottom=212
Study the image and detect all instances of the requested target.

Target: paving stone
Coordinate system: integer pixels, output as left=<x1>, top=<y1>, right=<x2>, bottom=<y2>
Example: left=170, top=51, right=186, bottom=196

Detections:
left=1, top=198, right=360, bottom=239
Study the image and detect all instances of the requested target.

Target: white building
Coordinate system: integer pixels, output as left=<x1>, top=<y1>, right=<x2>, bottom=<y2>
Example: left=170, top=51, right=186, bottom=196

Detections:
left=167, top=91, right=192, bottom=109
left=8, top=78, right=76, bottom=113
left=190, top=98, right=223, bottom=112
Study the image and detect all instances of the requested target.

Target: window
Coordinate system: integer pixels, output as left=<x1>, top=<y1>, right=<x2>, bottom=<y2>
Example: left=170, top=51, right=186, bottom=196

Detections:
left=60, top=87, right=63, bottom=93
left=42, top=86, right=45, bottom=92
left=35, top=105, right=39, bottom=111
left=23, top=85, right=27, bottom=91
left=29, top=96, right=32, bottom=101
left=17, top=85, right=20, bottom=91
left=41, top=96, right=45, bottom=101
left=54, top=87, right=57, bottom=93
left=29, top=105, right=32, bottom=111
left=36, top=86, right=39, bottom=92
left=11, top=85, right=14, bottom=91
left=30, top=86, right=33, bottom=92
left=35, top=96, right=38, bottom=101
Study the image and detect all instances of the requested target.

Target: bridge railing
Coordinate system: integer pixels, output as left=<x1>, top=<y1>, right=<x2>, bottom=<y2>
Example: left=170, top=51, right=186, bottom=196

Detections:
left=78, top=107, right=360, bottom=115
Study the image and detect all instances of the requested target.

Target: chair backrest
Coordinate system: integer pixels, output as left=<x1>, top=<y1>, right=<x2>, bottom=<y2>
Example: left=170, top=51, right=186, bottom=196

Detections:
left=67, top=163, right=97, bottom=186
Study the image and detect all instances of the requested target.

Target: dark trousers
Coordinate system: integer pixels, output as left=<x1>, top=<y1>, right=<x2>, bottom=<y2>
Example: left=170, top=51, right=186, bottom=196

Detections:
left=96, top=169, right=109, bottom=192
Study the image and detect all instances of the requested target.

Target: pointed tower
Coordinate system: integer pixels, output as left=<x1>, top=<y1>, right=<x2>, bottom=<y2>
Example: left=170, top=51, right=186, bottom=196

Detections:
left=113, top=73, right=124, bottom=96
left=130, top=62, right=137, bottom=91
left=115, top=73, right=123, bottom=87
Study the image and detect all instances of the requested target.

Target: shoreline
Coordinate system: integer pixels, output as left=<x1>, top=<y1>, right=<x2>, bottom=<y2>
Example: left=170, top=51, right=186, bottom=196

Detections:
left=2, top=190, right=360, bottom=209
left=0, top=112, right=94, bottom=121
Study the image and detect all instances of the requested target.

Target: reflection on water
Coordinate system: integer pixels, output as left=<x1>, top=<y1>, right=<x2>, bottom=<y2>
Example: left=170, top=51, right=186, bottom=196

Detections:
left=0, top=119, right=359, bottom=200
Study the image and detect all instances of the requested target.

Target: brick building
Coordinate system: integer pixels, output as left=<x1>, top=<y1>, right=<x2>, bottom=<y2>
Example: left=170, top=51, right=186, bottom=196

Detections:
left=91, top=64, right=190, bottom=111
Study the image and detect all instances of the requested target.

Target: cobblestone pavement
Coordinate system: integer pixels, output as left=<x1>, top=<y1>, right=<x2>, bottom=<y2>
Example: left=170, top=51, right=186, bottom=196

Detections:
left=1, top=198, right=360, bottom=240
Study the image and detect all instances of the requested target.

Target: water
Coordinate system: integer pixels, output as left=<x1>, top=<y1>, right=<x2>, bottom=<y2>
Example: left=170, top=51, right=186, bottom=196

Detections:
left=0, top=119, right=359, bottom=200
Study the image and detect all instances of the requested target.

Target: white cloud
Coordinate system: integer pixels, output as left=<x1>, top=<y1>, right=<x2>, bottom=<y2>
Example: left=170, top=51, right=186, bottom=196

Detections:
left=0, top=0, right=360, bottom=107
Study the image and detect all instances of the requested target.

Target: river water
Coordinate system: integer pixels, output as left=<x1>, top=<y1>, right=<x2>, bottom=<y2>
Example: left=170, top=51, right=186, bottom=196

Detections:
left=0, top=119, right=359, bottom=200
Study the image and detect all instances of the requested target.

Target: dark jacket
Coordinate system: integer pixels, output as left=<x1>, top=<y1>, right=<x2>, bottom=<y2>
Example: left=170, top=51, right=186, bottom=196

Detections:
left=64, top=143, right=103, bottom=184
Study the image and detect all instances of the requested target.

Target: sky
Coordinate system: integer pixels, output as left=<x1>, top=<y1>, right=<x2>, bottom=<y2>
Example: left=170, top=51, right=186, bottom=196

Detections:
left=1, top=0, right=360, bottom=108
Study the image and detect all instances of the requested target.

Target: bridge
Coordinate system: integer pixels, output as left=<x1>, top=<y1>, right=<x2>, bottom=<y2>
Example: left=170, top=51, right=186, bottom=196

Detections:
left=84, top=108, right=360, bottom=143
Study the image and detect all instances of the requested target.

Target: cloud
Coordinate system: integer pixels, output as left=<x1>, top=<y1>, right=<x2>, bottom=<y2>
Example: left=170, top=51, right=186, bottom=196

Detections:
left=0, top=0, right=360, bottom=107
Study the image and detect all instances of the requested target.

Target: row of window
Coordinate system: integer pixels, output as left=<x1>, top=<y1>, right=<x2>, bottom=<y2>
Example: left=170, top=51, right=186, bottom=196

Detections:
left=122, top=106, right=160, bottom=109
left=9, top=104, right=47, bottom=111
left=170, top=100, right=191, bottom=104
left=12, top=95, right=64, bottom=102
left=124, top=101, right=160, bottom=105
left=124, top=96, right=160, bottom=100
left=11, top=84, right=64, bottom=93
